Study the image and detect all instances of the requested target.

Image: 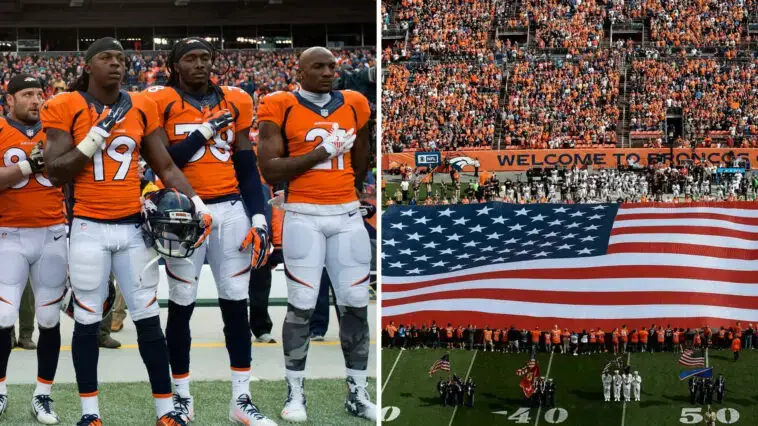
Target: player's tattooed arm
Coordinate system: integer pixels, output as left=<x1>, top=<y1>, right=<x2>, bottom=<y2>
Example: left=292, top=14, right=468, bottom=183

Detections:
left=257, top=120, right=330, bottom=184
left=352, top=124, right=370, bottom=193
left=141, top=128, right=198, bottom=198
left=43, top=128, right=95, bottom=187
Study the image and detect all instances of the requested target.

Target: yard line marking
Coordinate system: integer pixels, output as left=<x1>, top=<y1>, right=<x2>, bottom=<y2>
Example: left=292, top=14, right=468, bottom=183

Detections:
left=534, top=349, right=555, bottom=426
left=621, top=351, right=631, bottom=426
left=382, top=349, right=405, bottom=393
left=448, top=349, right=478, bottom=426
left=705, top=346, right=709, bottom=368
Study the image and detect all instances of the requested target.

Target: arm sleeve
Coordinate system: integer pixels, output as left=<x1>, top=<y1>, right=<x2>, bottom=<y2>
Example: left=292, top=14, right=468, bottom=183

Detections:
left=232, top=149, right=265, bottom=218
left=167, top=131, right=208, bottom=169
left=256, top=93, right=284, bottom=126
left=40, top=95, right=73, bottom=133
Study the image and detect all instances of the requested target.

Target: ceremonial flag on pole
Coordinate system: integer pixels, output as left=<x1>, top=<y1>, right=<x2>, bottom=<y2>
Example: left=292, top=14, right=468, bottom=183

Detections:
left=429, top=353, right=451, bottom=376
left=679, top=349, right=706, bottom=367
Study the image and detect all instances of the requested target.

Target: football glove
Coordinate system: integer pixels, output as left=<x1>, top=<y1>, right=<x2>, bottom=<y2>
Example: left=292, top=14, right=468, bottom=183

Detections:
left=191, top=195, right=213, bottom=248
left=319, top=124, right=355, bottom=159
left=198, top=109, right=234, bottom=140
left=19, top=141, right=46, bottom=176
left=359, top=201, right=376, bottom=219
left=239, top=214, right=269, bottom=269
left=28, top=141, right=45, bottom=174
left=93, top=98, right=131, bottom=137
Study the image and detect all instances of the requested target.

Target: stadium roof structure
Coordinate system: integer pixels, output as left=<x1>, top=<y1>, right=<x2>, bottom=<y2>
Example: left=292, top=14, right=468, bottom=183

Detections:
left=0, top=0, right=373, bottom=26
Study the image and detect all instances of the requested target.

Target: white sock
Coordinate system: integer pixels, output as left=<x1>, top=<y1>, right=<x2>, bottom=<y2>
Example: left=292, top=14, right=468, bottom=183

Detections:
left=154, top=395, right=173, bottom=418
left=172, top=373, right=191, bottom=398
left=0, top=377, right=6, bottom=395
left=80, top=393, right=99, bottom=417
left=34, top=377, right=53, bottom=396
left=285, top=369, right=306, bottom=381
left=231, top=368, right=251, bottom=399
left=346, top=368, right=368, bottom=386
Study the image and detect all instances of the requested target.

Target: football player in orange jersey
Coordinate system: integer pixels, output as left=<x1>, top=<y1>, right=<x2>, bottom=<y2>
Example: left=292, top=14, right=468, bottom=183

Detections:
left=143, top=37, right=273, bottom=425
left=0, top=74, right=66, bottom=424
left=41, top=37, right=210, bottom=426
left=257, top=46, right=374, bottom=423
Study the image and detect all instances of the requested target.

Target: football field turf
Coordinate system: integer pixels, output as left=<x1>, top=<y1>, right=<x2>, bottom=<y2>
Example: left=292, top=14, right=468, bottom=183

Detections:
left=2, top=378, right=374, bottom=425
left=381, top=348, right=757, bottom=425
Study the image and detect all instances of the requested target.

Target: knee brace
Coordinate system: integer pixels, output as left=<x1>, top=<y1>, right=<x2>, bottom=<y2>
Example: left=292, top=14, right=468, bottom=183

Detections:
left=0, top=304, right=18, bottom=329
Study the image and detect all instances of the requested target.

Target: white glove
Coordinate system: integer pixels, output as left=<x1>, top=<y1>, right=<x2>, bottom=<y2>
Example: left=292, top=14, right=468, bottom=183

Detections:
left=319, top=124, right=355, bottom=159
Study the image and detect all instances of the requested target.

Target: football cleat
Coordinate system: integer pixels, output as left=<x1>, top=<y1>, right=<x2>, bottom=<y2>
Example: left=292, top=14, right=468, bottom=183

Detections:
left=76, top=414, right=102, bottom=426
left=31, top=394, right=60, bottom=424
left=156, top=410, right=187, bottom=426
left=230, top=394, right=277, bottom=425
left=345, top=376, right=376, bottom=422
left=280, top=377, right=307, bottom=422
left=172, top=393, right=194, bottom=423
left=0, top=394, right=7, bottom=418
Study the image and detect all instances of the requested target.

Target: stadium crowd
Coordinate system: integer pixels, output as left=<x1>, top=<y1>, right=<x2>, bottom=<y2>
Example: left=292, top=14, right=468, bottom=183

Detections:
left=502, top=51, right=621, bottom=149
left=382, top=0, right=758, bottom=153
left=0, top=48, right=375, bottom=115
left=629, top=58, right=758, bottom=148
left=382, top=62, right=500, bottom=153
left=384, top=321, right=753, bottom=355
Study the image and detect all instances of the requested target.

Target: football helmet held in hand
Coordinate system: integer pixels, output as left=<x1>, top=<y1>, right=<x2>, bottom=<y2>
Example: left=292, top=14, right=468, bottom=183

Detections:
left=141, top=188, right=204, bottom=258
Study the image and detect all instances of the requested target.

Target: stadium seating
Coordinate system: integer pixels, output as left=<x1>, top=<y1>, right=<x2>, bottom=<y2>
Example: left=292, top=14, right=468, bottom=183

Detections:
left=0, top=48, right=375, bottom=116
left=382, top=0, right=758, bottom=152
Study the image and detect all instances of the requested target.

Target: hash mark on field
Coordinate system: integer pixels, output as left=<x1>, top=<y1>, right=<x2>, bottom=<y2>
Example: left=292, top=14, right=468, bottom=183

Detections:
left=621, top=351, right=631, bottom=426
left=382, top=349, right=404, bottom=393
left=534, top=349, right=555, bottom=426
left=448, top=349, right=478, bottom=426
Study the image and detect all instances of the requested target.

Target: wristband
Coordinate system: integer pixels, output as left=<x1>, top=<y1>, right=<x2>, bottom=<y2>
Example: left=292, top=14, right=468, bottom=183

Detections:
left=252, top=213, right=267, bottom=230
left=191, top=195, right=209, bottom=214
left=198, top=124, right=215, bottom=140
left=17, top=160, right=33, bottom=177
left=76, top=128, right=107, bottom=158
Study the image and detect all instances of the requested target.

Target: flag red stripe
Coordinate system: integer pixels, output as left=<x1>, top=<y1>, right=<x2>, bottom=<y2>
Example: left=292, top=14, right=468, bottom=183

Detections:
left=620, top=202, right=758, bottom=210
left=610, top=225, right=758, bottom=241
left=607, top=242, right=758, bottom=260
left=382, top=266, right=758, bottom=292
left=382, top=311, right=741, bottom=330
left=381, top=289, right=758, bottom=310
left=615, top=212, right=758, bottom=225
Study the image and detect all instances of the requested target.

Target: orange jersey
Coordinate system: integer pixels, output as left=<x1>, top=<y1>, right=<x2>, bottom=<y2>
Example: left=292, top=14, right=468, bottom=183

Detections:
left=256, top=90, right=370, bottom=206
left=731, top=338, right=741, bottom=352
left=483, top=329, right=492, bottom=342
left=143, top=85, right=253, bottom=201
left=41, top=91, right=160, bottom=221
left=531, top=330, right=540, bottom=343
left=494, top=329, right=501, bottom=342
left=0, top=118, right=65, bottom=227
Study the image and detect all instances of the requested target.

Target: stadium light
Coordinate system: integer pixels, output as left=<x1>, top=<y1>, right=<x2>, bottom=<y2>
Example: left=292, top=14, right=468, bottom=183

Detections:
left=174, top=0, right=190, bottom=6
left=69, top=0, right=84, bottom=6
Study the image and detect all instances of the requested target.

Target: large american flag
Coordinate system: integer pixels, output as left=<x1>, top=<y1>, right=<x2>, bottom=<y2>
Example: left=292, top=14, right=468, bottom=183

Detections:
left=678, top=349, right=706, bottom=367
left=382, top=202, right=758, bottom=329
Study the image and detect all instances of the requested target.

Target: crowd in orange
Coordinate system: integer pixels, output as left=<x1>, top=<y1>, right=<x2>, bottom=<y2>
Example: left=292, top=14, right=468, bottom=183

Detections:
left=1, top=48, right=375, bottom=115
left=384, top=321, right=753, bottom=355
left=383, top=0, right=495, bottom=60
left=382, top=62, right=500, bottom=153
left=523, top=0, right=606, bottom=50
left=502, top=51, right=620, bottom=149
left=647, top=0, right=747, bottom=48
left=629, top=58, right=758, bottom=147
